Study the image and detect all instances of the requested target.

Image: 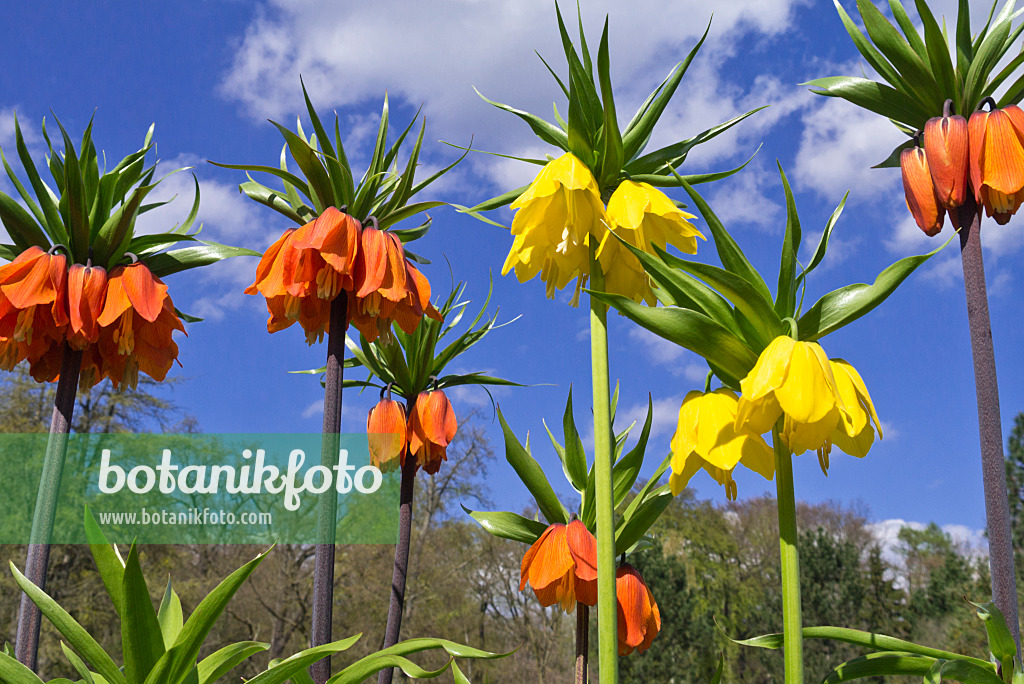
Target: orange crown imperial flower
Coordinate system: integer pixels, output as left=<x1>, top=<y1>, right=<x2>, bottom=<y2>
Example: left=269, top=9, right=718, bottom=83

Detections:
left=900, top=147, right=945, bottom=236
left=95, top=262, right=185, bottom=390
left=923, top=104, right=970, bottom=213
left=968, top=102, right=1024, bottom=225
left=405, top=389, right=457, bottom=474
left=0, top=246, right=69, bottom=373
left=616, top=563, right=661, bottom=656
left=367, top=396, right=408, bottom=471
left=66, top=262, right=108, bottom=350
left=520, top=519, right=598, bottom=613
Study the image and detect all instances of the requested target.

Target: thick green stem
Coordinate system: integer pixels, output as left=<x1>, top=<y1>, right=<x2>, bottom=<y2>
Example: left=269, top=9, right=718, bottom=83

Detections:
left=773, top=425, right=803, bottom=684
left=589, top=244, right=618, bottom=684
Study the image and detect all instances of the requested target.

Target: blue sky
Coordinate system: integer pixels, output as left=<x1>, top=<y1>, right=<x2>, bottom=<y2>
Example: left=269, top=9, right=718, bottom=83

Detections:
left=1, top=0, right=1020, bottom=550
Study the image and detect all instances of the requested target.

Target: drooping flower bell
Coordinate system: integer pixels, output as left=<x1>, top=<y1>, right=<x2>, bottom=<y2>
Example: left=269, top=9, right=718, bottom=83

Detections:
left=246, top=207, right=361, bottom=344
left=615, top=563, right=661, bottom=656
left=599, top=180, right=704, bottom=305
left=735, top=335, right=851, bottom=459
left=923, top=104, right=970, bottom=213
left=669, top=388, right=774, bottom=500
left=900, top=147, right=945, bottom=236
left=502, top=152, right=607, bottom=302
left=0, top=246, right=69, bottom=374
left=95, top=262, right=184, bottom=389
left=66, top=262, right=108, bottom=350
left=520, top=519, right=597, bottom=613
left=405, top=389, right=458, bottom=474
left=827, top=359, right=883, bottom=464
left=968, top=102, right=1024, bottom=224
left=367, top=395, right=407, bottom=471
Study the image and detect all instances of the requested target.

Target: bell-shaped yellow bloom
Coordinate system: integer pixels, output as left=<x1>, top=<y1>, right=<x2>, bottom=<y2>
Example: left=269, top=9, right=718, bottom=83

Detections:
left=502, top=153, right=607, bottom=301
left=735, top=335, right=850, bottom=457
left=599, top=180, right=704, bottom=305
left=828, top=358, right=882, bottom=459
left=669, top=389, right=774, bottom=500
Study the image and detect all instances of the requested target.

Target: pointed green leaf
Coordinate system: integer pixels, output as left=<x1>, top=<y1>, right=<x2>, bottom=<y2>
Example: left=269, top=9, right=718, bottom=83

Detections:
left=0, top=651, right=46, bottom=684
left=197, top=641, right=269, bottom=684
left=596, top=18, right=623, bottom=187
left=498, top=406, right=568, bottom=525
left=475, top=89, right=569, bottom=152
left=121, top=545, right=165, bottom=684
left=157, top=579, right=184, bottom=650
left=463, top=506, right=548, bottom=544
left=242, top=636, right=361, bottom=684
left=856, top=0, right=942, bottom=110
left=775, top=164, right=801, bottom=318
left=823, top=653, right=935, bottom=682
left=612, top=395, right=653, bottom=507
left=144, top=242, right=260, bottom=278
left=798, top=192, right=848, bottom=287
left=560, top=387, right=588, bottom=491
left=615, top=489, right=672, bottom=555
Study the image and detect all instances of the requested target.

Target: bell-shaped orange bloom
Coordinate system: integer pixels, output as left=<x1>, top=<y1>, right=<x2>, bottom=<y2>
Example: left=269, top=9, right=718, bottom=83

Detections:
left=67, top=263, right=108, bottom=350
left=520, top=519, right=597, bottom=613
left=616, top=563, right=661, bottom=656
left=367, top=398, right=407, bottom=471
left=405, top=389, right=457, bottom=474
left=968, top=106, right=1024, bottom=224
left=0, top=246, right=69, bottom=373
left=96, top=263, right=184, bottom=389
left=247, top=207, right=361, bottom=344
left=924, top=113, right=969, bottom=211
left=900, top=148, right=945, bottom=236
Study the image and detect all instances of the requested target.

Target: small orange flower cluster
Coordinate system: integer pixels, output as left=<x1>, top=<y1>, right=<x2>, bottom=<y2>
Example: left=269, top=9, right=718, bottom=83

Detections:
left=0, top=246, right=183, bottom=388
left=247, top=207, right=440, bottom=345
left=366, top=389, right=457, bottom=475
left=520, top=520, right=661, bottom=655
left=902, top=102, right=1024, bottom=234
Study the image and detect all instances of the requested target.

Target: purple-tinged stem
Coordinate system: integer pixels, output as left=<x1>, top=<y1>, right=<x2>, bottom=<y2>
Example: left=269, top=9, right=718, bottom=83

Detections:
left=16, top=343, right=83, bottom=671
left=310, top=292, right=348, bottom=684
left=575, top=603, right=590, bottom=684
left=956, top=199, right=1021, bottom=656
left=377, top=453, right=417, bottom=684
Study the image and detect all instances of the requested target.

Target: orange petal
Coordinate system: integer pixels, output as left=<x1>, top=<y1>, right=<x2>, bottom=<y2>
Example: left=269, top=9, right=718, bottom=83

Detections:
left=968, top=109, right=988, bottom=202
left=355, top=227, right=388, bottom=298
left=525, top=524, right=574, bottom=594
left=900, top=148, right=944, bottom=236
left=1, top=248, right=58, bottom=309
left=978, top=109, right=1024, bottom=196
left=68, top=264, right=107, bottom=345
left=367, top=399, right=408, bottom=467
left=924, top=114, right=969, bottom=209
left=616, top=565, right=649, bottom=654
left=566, top=519, right=598, bottom=582
left=247, top=228, right=295, bottom=296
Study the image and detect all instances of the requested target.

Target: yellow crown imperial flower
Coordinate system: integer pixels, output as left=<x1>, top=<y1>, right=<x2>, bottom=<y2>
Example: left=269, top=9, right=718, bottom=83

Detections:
left=669, top=388, right=775, bottom=501
left=828, top=358, right=883, bottom=463
left=599, top=180, right=704, bottom=305
left=735, top=336, right=853, bottom=464
left=502, top=152, right=607, bottom=302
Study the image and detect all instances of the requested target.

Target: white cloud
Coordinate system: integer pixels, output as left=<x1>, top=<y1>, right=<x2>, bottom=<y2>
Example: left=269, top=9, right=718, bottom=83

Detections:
left=302, top=399, right=325, bottom=419
left=615, top=394, right=684, bottom=443
left=707, top=158, right=785, bottom=233
left=867, top=518, right=988, bottom=569
left=221, top=0, right=811, bottom=203
left=794, top=96, right=904, bottom=203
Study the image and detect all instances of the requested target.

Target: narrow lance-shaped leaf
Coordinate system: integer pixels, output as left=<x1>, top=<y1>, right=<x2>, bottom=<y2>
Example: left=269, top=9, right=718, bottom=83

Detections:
left=498, top=406, right=569, bottom=525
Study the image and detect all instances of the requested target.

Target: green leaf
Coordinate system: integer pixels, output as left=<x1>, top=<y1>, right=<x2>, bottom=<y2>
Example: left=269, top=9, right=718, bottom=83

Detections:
left=269, top=120, right=335, bottom=211
left=596, top=18, right=624, bottom=188
left=615, top=489, right=672, bottom=555
left=775, top=164, right=801, bottom=318
left=963, top=14, right=1012, bottom=114
left=15, top=114, right=67, bottom=246
left=560, top=387, right=588, bottom=491
left=804, top=76, right=931, bottom=128
left=676, top=176, right=774, bottom=304
left=0, top=651, right=46, bottom=684
left=196, top=641, right=269, bottom=684
left=331, top=655, right=451, bottom=683
left=144, top=242, right=260, bottom=278
left=55, top=117, right=91, bottom=260
left=969, top=600, right=1018, bottom=664
left=823, top=652, right=935, bottom=682
left=0, top=191, right=49, bottom=250
left=84, top=505, right=126, bottom=615
left=121, top=545, right=165, bottom=684
left=593, top=293, right=756, bottom=385
left=621, top=21, right=709, bottom=161
left=655, top=245, right=784, bottom=347
left=798, top=192, right=848, bottom=289
left=242, top=637, right=361, bottom=684
left=8, top=561, right=127, bottom=684
left=872, top=138, right=915, bottom=169
left=462, top=506, right=548, bottom=544
left=833, top=0, right=912, bottom=92
left=856, top=0, right=941, bottom=110
left=730, top=625, right=992, bottom=668
left=798, top=233, right=951, bottom=340
left=498, top=406, right=568, bottom=525
left=612, top=395, right=653, bottom=508
left=61, top=642, right=96, bottom=684
left=474, top=88, right=569, bottom=151
left=916, top=0, right=958, bottom=110
left=143, top=549, right=270, bottom=684
left=157, top=579, right=184, bottom=650
left=888, top=0, right=928, bottom=59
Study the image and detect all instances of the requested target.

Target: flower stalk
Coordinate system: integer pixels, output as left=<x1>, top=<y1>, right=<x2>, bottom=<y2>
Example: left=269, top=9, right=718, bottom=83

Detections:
left=15, top=342, right=82, bottom=671
left=956, top=198, right=1022, bottom=656
left=310, top=292, right=348, bottom=684
left=773, top=423, right=803, bottom=684
left=589, top=242, right=618, bottom=684
left=576, top=603, right=590, bottom=684
left=378, top=451, right=418, bottom=684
